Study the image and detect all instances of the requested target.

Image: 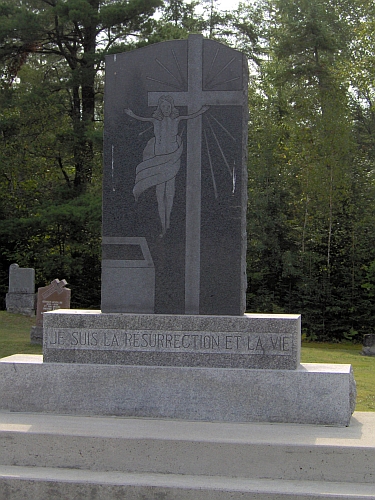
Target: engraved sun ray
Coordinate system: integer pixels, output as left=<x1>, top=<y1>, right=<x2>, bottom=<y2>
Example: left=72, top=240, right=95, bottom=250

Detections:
left=205, top=116, right=232, bottom=177
left=205, top=48, right=220, bottom=85
left=146, top=76, right=182, bottom=90
left=138, top=125, right=153, bottom=136
left=205, top=57, right=236, bottom=88
left=172, top=49, right=186, bottom=86
left=209, top=114, right=236, bottom=142
left=208, top=76, right=240, bottom=89
left=155, top=58, right=184, bottom=88
left=111, top=144, right=115, bottom=192
left=204, top=129, right=218, bottom=199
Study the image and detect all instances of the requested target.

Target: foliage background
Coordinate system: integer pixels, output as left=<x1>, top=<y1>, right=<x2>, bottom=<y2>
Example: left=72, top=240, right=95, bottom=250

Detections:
left=0, top=0, right=374, bottom=341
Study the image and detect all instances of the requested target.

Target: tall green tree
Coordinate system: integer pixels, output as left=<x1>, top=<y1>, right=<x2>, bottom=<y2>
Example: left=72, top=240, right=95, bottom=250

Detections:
left=0, top=0, right=162, bottom=189
left=242, top=0, right=375, bottom=339
left=0, top=0, right=162, bottom=306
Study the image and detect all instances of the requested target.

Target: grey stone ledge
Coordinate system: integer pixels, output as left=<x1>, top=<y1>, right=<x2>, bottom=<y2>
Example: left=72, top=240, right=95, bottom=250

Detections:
left=43, top=310, right=301, bottom=370
left=0, top=355, right=356, bottom=426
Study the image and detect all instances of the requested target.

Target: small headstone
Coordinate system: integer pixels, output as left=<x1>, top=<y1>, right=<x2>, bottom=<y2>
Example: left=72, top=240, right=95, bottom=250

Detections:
left=30, top=279, right=71, bottom=345
left=8, top=263, right=34, bottom=293
left=5, top=263, right=35, bottom=316
left=362, top=334, right=375, bottom=356
left=101, top=34, right=248, bottom=316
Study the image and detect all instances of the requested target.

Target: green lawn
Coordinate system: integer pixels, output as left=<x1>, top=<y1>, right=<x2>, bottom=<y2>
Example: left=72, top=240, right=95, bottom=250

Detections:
left=0, top=311, right=374, bottom=411
left=0, top=310, right=41, bottom=357
left=301, top=341, right=375, bottom=412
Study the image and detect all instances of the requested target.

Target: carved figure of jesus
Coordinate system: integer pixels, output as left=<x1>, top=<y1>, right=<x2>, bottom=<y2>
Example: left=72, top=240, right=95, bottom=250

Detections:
left=125, top=95, right=208, bottom=236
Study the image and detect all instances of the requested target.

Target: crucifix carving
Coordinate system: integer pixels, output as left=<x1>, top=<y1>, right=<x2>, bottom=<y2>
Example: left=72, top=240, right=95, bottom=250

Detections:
left=147, top=34, right=243, bottom=315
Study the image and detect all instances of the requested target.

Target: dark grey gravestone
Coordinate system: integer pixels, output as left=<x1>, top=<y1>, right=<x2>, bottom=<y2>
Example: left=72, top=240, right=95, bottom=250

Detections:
left=101, top=34, right=248, bottom=316
left=7, top=263, right=34, bottom=293
left=362, top=334, right=375, bottom=356
left=5, top=263, right=35, bottom=316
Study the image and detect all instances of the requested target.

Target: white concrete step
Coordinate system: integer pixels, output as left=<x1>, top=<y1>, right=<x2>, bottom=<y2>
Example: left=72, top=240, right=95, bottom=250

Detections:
left=1, top=411, right=374, bottom=499
left=1, top=411, right=374, bottom=484
left=0, top=466, right=375, bottom=500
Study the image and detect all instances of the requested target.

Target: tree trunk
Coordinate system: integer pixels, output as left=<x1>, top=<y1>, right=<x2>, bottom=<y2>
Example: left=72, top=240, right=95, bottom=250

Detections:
left=73, top=3, right=98, bottom=188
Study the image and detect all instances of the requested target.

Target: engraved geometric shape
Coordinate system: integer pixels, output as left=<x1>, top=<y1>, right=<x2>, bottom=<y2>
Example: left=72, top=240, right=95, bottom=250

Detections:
left=101, top=237, right=155, bottom=313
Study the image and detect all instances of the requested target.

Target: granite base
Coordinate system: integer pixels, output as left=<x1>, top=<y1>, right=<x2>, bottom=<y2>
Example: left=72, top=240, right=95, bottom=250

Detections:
left=43, top=310, right=301, bottom=370
left=5, top=293, right=35, bottom=316
left=0, top=355, right=356, bottom=426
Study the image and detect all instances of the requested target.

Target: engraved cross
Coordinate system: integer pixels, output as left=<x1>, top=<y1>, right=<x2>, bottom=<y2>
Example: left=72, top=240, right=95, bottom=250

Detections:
left=148, top=34, right=243, bottom=314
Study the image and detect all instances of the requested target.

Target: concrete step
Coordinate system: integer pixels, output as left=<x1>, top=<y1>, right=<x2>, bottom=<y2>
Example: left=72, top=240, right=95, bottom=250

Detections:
left=1, top=411, right=374, bottom=484
left=0, top=466, right=375, bottom=500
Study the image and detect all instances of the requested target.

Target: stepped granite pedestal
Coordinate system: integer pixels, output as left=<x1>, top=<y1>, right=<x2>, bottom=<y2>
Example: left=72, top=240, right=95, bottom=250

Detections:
left=0, top=309, right=356, bottom=426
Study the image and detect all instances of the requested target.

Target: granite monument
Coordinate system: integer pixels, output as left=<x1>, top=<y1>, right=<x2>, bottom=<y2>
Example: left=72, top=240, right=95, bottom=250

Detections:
left=0, top=35, right=356, bottom=427
left=31, top=279, right=71, bottom=345
left=101, top=34, right=248, bottom=316
left=5, top=263, right=35, bottom=316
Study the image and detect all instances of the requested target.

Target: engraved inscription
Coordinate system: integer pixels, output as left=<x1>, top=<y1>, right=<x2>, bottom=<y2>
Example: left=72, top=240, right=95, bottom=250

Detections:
left=46, top=329, right=293, bottom=356
left=42, top=300, right=64, bottom=312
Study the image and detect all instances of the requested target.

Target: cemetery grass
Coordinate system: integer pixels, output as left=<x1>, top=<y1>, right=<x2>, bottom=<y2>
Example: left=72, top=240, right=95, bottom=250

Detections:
left=301, top=342, right=375, bottom=412
left=0, top=311, right=41, bottom=358
left=0, top=312, right=373, bottom=411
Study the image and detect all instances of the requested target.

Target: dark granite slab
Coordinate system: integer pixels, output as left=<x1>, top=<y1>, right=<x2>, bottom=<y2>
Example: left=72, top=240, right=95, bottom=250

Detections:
left=101, top=35, right=248, bottom=315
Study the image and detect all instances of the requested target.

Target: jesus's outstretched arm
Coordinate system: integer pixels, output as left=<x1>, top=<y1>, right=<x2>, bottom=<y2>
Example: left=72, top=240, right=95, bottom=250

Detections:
left=125, top=108, right=155, bottom=123
left=177, top=106, right=209, bottom=123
